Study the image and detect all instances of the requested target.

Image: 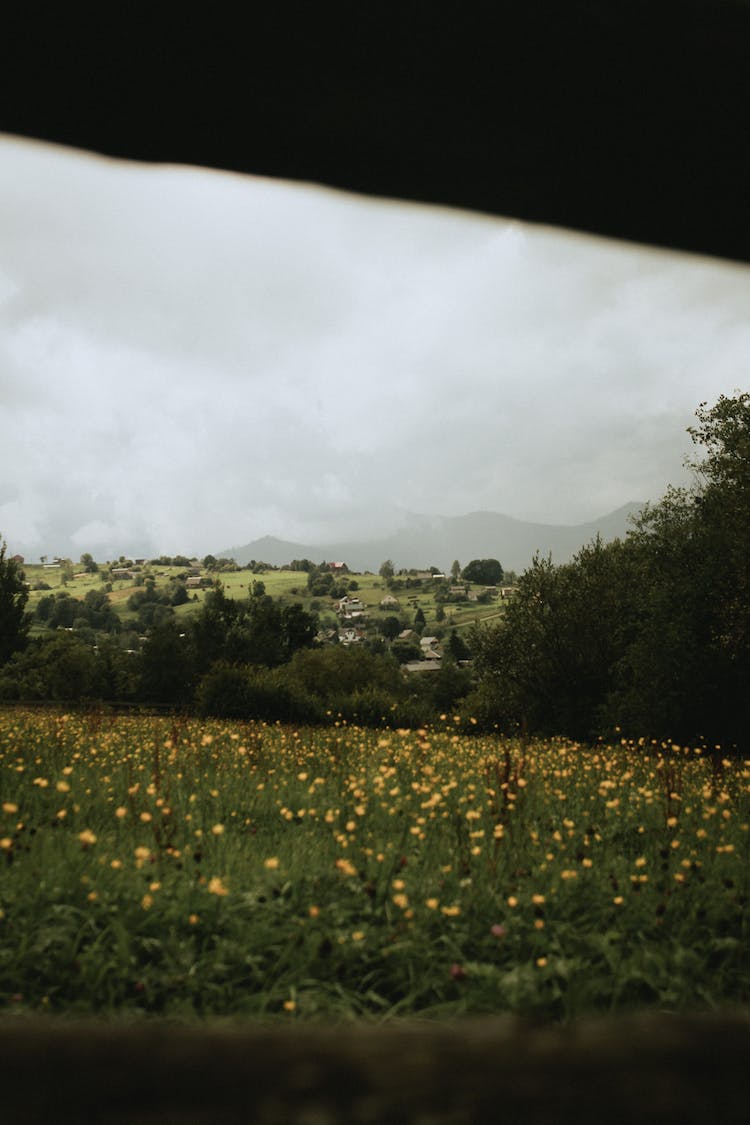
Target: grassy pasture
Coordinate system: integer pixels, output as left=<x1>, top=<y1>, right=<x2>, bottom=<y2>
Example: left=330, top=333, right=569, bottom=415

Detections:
left=1, top=708, right=748, bottom=1022
left=23, top=561, right=506, bottom=639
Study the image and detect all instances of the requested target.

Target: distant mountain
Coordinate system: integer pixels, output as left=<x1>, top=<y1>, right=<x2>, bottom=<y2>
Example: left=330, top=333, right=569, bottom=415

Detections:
left=218, top=504, right=643, bottom=574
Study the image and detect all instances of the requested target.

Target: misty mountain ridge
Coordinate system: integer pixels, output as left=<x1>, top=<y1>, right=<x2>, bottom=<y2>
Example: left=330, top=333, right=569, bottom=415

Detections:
left=219, top=504, right=644, bottom=574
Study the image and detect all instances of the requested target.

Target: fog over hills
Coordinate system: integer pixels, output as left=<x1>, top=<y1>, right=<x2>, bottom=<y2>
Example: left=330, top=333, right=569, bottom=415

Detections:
left=219, top=504, right=643, bottom=574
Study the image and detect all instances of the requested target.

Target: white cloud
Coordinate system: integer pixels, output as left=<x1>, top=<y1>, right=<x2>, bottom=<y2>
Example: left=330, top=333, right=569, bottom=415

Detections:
left=1, top=133, right=749, bottom=559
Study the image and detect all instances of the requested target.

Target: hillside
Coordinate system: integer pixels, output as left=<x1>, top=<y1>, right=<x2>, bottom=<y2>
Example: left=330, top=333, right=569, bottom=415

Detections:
left=219, top=504, right=643, bottom=573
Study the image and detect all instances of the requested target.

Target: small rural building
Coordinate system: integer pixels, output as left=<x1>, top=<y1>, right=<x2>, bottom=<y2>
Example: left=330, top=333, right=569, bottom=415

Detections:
left=111, top=568, right=133, bottom=580
left=340, top=627, right=366, bottom=646
left=403, top=656, right=442, bottom=674
left=379, top=594, right=400, bottom=609
left=335, top=596, right=366, bottom=616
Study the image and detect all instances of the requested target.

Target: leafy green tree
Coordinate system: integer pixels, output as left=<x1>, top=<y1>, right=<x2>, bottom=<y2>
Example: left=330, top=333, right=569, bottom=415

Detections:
left=470, top=539, right=638, bottom=739
left=308, top=568, right=335, bottom=597
left=0, top=633, right=103, bottom=701
left=606, top=393, right=750, bottom=746
left=450, top=560, right=461, bottom=582
left=287, top=645, right=402, bottom=702
left=390, top=639, right=423, bottom=664
left=195, top=662, right=322, bottom=723
left=446, top=628, right=471, bottom=662
left=379, top=559, right=394, bottom=580
left=280, top=603, right=318, bottom=660
left=0, top=540, right=30, bottom=665
left=379, top=615, right=402, bottom=641
left=461, top=558, right=503, bottom=585
left=688, top=393, right=750, bottom=671
left=138, top=619, right=196, bottom=704
left=468, top=392, right=750, bottom=747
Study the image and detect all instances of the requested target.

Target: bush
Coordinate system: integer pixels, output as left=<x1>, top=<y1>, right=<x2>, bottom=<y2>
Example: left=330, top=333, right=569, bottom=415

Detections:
left=195, top=663, right=323, bottom=724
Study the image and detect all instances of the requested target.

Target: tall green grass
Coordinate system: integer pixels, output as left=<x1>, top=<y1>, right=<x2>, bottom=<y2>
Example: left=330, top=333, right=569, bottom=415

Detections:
left=1, top=708, right=748, bottom=1020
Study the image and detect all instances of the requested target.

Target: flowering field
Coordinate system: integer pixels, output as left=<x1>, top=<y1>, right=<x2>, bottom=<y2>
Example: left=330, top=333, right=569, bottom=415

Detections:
left=1, top=708, right=749, bottom=1020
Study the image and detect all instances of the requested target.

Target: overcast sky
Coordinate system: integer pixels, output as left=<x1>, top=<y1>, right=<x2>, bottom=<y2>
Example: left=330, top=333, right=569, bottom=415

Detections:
left=1, top=133, right=749, bottom=562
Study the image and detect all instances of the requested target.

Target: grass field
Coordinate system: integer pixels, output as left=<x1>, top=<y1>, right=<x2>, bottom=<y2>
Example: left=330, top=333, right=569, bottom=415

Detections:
left=22, top=561, right=504, bottom=638
left=1, top=707, right=748, bottom=1022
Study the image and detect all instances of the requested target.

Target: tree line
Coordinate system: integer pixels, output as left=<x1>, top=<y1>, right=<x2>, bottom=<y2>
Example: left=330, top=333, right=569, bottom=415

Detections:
left=1, top=393, right=748, bottom=747
left=468, top=393, right=750, bottom=750
left=0, top=570, right=474, bottom=727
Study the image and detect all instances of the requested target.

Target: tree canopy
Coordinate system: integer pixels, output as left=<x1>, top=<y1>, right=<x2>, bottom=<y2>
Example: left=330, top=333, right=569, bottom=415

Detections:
left=0, top=540, right=30, bottom=665
left=461, top=558, right=503, bottom=585
left=469, top=393, right=750, bottom=750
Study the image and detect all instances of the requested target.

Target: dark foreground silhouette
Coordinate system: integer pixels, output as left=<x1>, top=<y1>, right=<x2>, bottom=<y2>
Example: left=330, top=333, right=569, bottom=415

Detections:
left=1, top=1012, right=749, bottom=1124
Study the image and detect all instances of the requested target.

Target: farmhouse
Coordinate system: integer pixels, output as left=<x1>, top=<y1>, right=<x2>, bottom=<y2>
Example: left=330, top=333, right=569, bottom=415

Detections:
left=335, top=596, right=366, bottom=620
left=340, top=627, right=366, bottom=646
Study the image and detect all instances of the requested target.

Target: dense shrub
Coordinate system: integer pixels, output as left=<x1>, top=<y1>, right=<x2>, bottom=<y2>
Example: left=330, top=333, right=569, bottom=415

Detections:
left=195, top=663, right=322, bottom=724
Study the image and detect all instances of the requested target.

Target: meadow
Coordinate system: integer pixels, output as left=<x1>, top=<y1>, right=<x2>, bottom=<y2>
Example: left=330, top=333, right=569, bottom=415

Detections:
left=1, top=707, right=748, bottom=1022
left=23, top=561, right=503, bottom=639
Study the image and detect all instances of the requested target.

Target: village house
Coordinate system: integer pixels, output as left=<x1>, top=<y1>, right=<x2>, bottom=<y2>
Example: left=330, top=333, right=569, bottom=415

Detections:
left=340, top=627, right=366, bottom=646
left=335, top=595, right=366, bottom=620
left=420, top=635, right=441, bottom=657
left=398, top=629, right=420, bottom=643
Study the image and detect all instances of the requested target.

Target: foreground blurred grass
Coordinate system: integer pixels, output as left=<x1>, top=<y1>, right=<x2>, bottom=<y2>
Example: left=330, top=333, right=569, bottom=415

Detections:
left=1, top=708, right=749, bottom=1019
left=3, top=1012, right=750, bottom=1124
